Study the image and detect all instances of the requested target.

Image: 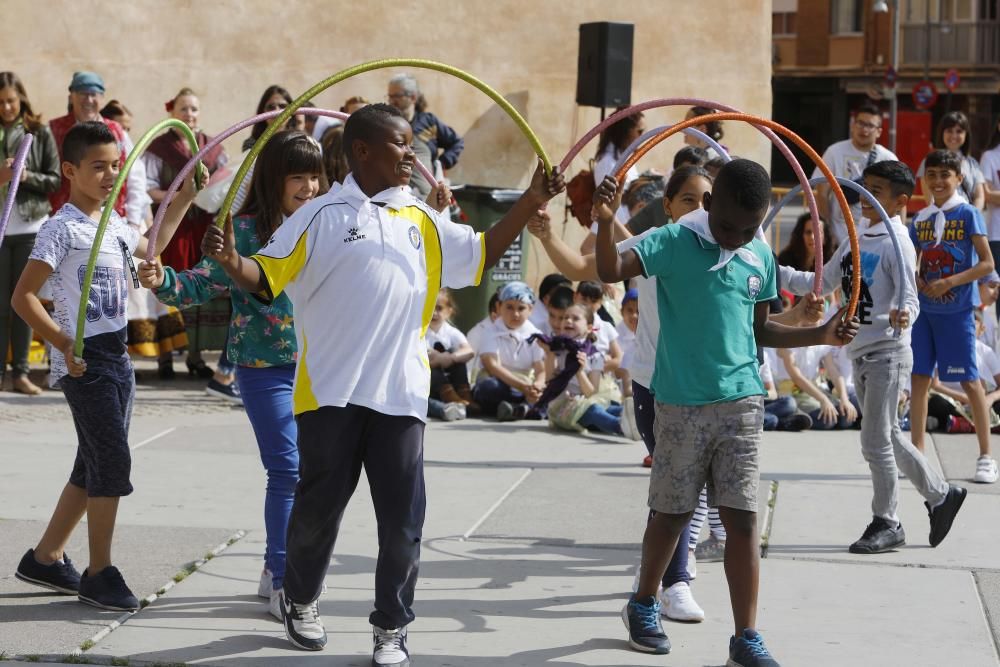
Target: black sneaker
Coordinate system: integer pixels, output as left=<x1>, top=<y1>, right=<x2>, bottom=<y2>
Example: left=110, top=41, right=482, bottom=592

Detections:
left=77, top=566, right=139, bottom=611
left=206, top=379, right=243, bottom=405
left=496, top=401, right=516, bottom=422
left=848, top=517, right=905, bottom=554
left=281, top=592, right=327, bottom=651
left=927, top=484, right=967, bottom=547
left=729, top=628, right=780, bottom=666
left=778, top=412, right=812, bottom=431
left=15, top=549, right=81, bottom=594
left=621, top=594, right=670, bottom=654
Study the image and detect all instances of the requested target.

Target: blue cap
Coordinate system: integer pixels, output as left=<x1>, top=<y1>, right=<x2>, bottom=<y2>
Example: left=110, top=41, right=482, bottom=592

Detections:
left=498, top=281, right=535, bottom=305
left=622, top=288, right=639, bottom=305
left=979, top=271, right=1000, bottom=286
left=68, top=72, right=105, bottom=94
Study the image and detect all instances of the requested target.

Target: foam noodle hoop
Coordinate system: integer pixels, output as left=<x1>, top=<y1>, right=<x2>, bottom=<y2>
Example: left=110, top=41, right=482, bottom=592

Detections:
left=216, top=59, right=553, bottom=228
left=75, top=119, right=205, bottom=358
left=764, top=176, right=906, bottom=337
left=560, top=98, right=824, bottom=291
left=0, top=133, right=35, bottom=247
left=615, top=112, right=861, bottom=321
left=611, top=124, right=731, bottom=179
left=146, top=108, right=437, bottom=263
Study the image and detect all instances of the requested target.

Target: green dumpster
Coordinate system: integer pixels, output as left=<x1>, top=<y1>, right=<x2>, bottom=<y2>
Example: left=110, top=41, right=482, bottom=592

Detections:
left=449, top=185, right=529, bottom=334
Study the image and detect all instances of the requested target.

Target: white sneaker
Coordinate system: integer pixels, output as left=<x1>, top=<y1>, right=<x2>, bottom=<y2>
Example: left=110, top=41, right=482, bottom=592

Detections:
left=269, top=587, right=282, bottom=621
left=373, top=625, right=409, bottom=666
left=686, top=549, right=697, bottom=580
left=257, top=568, right=272, bottom=599
left=441, top=402, right=466, bottom=421
left=974, top=455, right=999, bottom=484
left=659, top=582, right=705, bottom=622
left=621, top=397, right=642, bottom=441
left=281, top=592, right=327, bottom=651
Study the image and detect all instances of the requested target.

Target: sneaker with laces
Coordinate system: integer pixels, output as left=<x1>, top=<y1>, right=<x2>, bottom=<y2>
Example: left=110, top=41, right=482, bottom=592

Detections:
left=974, top=455, right=999, bottom=484
left=372, top=625, right=410, bottom=666
left=15, top=549, right=81, bottom=594
left=728, top=628, right=780, bottom=666
left=927, top=485, right=967, bottom=546
left=441, top=402, right=467, bottom=421
left=659, top=582, right=705, bottom=622
left=281, top=592, right=327, bottom=651
left=258, top=568, right=273, bottom=599
left=77, top=566, right=139, bottom=611
left=206, top=379, right=243, bottom=405
left=848, top=517, right=905, bottom=554
left=621, top=594, right=671, bottom=654
left=694, top=535, right=726, bottom=562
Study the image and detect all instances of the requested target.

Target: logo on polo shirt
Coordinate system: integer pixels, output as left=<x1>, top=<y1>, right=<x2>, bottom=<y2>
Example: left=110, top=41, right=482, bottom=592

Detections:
left=747, top=275, right=762, bottom=299
left=408, top=226, right=421, bottom=250
left=344, top=227, right=366, bottom=244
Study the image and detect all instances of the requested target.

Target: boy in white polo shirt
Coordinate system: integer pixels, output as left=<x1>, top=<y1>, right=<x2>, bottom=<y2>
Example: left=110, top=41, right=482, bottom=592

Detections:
left=201, top=103, right=564, bottom=667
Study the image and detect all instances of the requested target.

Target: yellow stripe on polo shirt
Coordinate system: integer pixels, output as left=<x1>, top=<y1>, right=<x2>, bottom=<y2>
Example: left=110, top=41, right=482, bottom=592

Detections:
left=388, top=206, right=442, bottom=337
left=474, top=233, right=486, bottom=286
left=250, top=228, right=309, bottom=302
left=293, top=333, right=320, bottom=415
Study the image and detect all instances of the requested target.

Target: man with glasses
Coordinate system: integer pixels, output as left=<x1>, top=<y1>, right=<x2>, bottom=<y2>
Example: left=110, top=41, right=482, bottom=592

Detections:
left=386, top=73, right=464, bottom=175
left=813, top=103, right=898, bottom=244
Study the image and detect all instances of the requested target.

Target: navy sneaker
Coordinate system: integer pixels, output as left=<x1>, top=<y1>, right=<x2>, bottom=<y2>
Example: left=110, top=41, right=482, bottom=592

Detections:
left=621, top=594, right=670, bottom=654
left=927, top=484, right=967, bottom=547
left=15, top=549, right=81, bottom=594
left=77, top=566, right=139, bottom=611
left=206, top=379, right=243, bottom=405
left=729, top=628, right=780, bottom=666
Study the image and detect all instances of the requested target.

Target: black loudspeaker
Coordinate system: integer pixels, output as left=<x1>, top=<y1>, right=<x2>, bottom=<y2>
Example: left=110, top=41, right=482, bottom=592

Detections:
left=575, top=22, right=634, bottom=109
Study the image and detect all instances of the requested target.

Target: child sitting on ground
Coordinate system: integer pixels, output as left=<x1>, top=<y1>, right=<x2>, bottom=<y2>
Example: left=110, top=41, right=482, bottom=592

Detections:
left=771, top=337, right=858, bottom=430
left=530, top=272, right=571, bottom=331
left=465, top=291, right=500, bottom=382
left=427, top=288, right=476, bottom=421
left=575, top=279, right=623, bottom=371
left=542, top=284, right=575, bottom=336
left=760, top=352, right=812, bottom=431
left=615, top=288, right=642, bottom=440
left=539, top=302, right=623, bottom=435
left=473, top=281, right=546, bottom=421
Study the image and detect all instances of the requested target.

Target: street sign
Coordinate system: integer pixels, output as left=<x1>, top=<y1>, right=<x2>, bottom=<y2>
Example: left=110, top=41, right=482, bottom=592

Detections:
left=912, top=80, right=939, bottom=110
left=945, top=68, right=961, bottom=92
left=885, top=66, right=897, bottom=87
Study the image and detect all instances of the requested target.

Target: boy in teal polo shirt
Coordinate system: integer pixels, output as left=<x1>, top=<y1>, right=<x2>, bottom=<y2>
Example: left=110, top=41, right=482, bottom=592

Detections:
left=595, top=159, right=859, bottom=666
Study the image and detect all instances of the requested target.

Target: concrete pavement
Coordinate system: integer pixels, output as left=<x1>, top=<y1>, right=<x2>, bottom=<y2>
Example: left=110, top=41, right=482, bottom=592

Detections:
left=2, top=361, right=999, bottom=666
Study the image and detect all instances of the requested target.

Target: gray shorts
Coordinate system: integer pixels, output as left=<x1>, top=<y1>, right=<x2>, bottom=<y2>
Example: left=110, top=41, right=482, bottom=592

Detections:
left=649, top=396, right=764, bottom=514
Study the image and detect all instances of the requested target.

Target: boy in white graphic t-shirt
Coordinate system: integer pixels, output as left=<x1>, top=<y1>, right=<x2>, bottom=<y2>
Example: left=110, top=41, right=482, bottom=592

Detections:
left=11, top=121, right=198, bottom=612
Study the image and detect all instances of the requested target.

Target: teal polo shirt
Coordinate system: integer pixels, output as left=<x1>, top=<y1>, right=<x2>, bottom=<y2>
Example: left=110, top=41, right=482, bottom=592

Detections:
left=632, top=224, right=776, bottom=405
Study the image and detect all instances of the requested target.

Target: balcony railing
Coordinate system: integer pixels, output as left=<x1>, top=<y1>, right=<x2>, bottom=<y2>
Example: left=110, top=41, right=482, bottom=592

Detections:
left=901, top=21, right=1000, bottom=65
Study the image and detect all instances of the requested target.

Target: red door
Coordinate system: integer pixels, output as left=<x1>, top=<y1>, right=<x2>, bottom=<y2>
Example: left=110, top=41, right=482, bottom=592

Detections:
left=879, top=111, right=933, bottom=214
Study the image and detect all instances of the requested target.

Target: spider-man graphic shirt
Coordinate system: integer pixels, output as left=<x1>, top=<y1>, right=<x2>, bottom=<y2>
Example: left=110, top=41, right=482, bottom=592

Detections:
left=910, top=202, right=986, bottom=314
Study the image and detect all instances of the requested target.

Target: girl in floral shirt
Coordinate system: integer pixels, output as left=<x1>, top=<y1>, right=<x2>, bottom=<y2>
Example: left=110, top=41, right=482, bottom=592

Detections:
left=140, top=130, right=325, bottom=620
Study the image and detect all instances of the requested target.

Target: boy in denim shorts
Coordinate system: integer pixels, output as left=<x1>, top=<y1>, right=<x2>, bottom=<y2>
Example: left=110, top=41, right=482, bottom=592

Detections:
left=594, top=159, right=859, bottom=666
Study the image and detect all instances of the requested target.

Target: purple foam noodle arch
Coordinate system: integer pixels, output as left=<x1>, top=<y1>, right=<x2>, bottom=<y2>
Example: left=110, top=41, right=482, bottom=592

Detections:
left=560, top=98, right=824, bottom=294
left=0, top=133, right=34, bottom=247
left=146, top=108, right=438, bottom=262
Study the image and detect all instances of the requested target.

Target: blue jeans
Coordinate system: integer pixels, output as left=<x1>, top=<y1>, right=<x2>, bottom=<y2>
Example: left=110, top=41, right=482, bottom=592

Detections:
left=578, top=403, right=623, bottom=435
left=764, top=395, right=796, bottom=430
left=473, top=376, right=525, bottom=417
left=632, top=381, right=691, bottom=587
left=235, top=364, right=299, bottom=590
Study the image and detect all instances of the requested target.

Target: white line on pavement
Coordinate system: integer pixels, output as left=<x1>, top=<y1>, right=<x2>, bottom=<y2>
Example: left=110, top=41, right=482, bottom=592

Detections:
left=461, top=468, right=534, bottom=541
left=131, top=427, right=177, bottom=451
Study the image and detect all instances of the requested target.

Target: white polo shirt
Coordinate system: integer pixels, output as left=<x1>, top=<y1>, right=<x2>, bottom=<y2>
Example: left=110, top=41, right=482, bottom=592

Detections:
left=478, top=318, right=544, bottom=374
left=251, top=175, right=485, bottom=420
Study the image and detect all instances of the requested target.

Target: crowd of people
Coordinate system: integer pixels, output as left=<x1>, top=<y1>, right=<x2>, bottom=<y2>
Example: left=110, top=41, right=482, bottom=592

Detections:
left=2, top=65, right=1000, bottom=667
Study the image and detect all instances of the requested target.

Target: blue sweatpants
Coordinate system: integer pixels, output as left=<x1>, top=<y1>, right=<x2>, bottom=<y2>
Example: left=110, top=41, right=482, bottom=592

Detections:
left=235, top=364, right=299, bottom=590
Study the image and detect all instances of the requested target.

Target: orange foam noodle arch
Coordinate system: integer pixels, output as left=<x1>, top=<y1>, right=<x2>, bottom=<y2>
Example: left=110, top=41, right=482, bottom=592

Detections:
left=616, top=112, right=860, bottom=320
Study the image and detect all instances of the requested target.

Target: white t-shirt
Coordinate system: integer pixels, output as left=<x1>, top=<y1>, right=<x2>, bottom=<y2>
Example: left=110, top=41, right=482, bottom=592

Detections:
left=980, top=146, right=1000, bottom=239
left=770, top=345, right=832, bottom=385
left=553, top=342, right=606, bottom=395
left=589, top=145, right=638, bottom=232
left=759, top=357, right=775, bottom=388
left=593, top=317, right=619, bottom=357
left=478, top=318, right=544, bottom=374
left=813, top=140, right=897, bottom=243
left=426, top=321, right=468, bottom=352
left=252, top=175, right=484, bottom=420
left=616, top=319, right=637, bottom=372
left=617, top=228, right=659, bottom=387
left=465, top=315, right=494, bottom=378
left=529, top=300, right=549, bottom=330
left=29, top=204, right=140, bottom=385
